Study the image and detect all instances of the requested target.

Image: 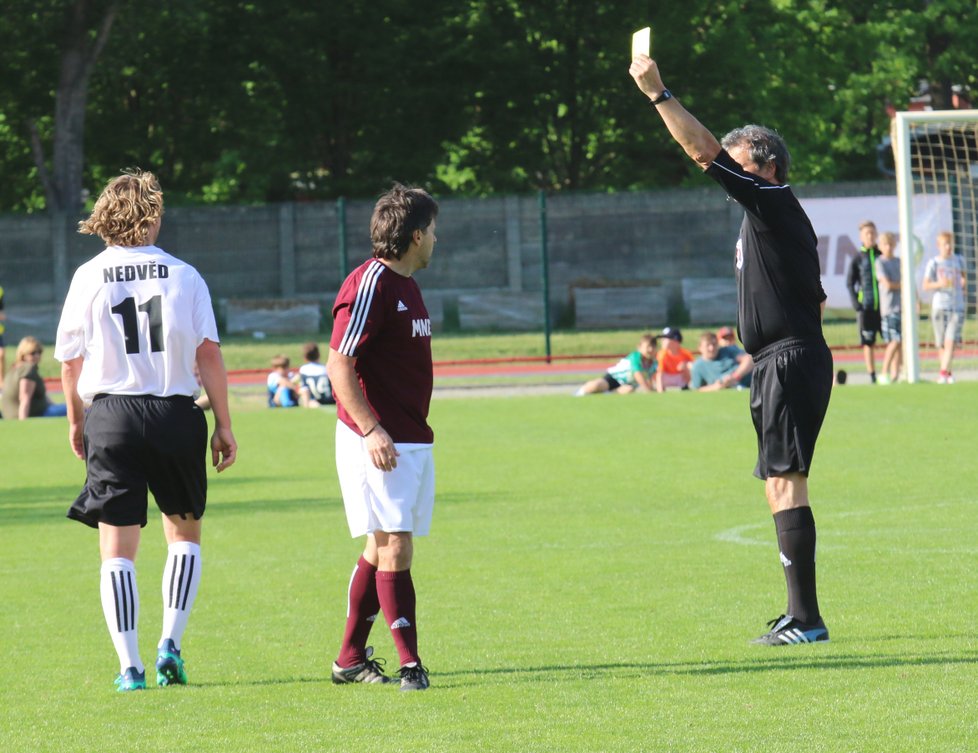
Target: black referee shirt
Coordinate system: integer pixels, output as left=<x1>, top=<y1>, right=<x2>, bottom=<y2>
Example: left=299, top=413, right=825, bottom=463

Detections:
left=705, top=150, right=827, bottom=355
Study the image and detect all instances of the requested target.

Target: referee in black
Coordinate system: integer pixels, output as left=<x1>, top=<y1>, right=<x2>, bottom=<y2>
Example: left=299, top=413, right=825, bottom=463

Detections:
left=630, top=55, right=833, bottom=645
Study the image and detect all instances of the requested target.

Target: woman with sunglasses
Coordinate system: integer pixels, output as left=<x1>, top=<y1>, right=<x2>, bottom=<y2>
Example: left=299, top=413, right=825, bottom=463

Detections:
left=1, top=336, right=67, bottom=419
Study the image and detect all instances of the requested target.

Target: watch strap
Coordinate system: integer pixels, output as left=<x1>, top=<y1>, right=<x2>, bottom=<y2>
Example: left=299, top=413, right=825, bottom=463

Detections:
left=650, top=89, right=673, bottom=106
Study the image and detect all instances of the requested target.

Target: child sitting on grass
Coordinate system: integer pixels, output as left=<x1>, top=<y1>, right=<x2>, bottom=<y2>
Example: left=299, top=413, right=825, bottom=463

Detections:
left=267, top=354, right=298, bottom=407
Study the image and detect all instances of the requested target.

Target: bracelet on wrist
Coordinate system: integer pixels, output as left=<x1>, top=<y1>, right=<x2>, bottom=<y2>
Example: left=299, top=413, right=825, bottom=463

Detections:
left=363, top=423, right=379, bottom=437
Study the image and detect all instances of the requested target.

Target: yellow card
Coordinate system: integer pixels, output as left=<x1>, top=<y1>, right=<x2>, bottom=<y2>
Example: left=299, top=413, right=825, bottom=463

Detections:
left=631, top=26, right=651, bottom=58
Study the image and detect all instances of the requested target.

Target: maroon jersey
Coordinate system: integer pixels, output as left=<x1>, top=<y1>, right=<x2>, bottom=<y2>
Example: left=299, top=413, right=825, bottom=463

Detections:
left=330, top=258, right=433, bottom=443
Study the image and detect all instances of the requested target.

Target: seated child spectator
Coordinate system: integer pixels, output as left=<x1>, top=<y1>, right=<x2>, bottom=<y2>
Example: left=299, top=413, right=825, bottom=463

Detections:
left=655, top=327, right=693, bottom=391
left=575, top=334, right=658, bottom=395
left=297, top=342, right=335, bottom=407
left=267, top=354, right=298, bottom=408
left=690, top=331, right=754, bottom=391
left=1, top=336, right=68, bottom=419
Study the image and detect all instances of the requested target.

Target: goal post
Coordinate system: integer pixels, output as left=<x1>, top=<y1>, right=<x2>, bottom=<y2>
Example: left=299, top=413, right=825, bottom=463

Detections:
left=893, top=110, right=978, bottom=383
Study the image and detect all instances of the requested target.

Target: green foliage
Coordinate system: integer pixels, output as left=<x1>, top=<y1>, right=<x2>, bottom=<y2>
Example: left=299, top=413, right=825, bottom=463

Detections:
left=2, top=0, right=977, bottom=210
left=0, top=0, right=74, bottom=211
left=2, top=386, right=978, bottom=751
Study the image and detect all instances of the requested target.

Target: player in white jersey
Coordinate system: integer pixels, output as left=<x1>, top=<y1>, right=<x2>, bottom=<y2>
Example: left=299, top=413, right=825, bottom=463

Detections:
left=54, top=170, right=237, bottom=692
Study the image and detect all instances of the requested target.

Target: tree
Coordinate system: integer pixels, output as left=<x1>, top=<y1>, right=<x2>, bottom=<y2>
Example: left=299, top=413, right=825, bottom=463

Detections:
left=82, top=0, right=474, bottom=203
left=29, top=0, right=119, bottom=213
left=436, top=0, right=660, bottom=193
left=1, top=0, right=977, bottom=212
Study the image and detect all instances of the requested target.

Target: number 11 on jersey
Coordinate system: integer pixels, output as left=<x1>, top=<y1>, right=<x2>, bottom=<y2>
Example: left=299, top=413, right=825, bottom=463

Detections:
left=111, top=295, right=165, bottom=354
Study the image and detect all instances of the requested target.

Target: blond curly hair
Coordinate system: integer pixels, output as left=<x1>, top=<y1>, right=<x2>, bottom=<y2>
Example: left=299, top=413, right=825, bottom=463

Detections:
left=78, top=169, right=164, bottom=247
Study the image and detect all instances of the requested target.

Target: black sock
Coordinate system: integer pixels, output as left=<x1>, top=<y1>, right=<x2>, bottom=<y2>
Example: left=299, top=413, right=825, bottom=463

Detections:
left=773, top=507, right=820, bottom=624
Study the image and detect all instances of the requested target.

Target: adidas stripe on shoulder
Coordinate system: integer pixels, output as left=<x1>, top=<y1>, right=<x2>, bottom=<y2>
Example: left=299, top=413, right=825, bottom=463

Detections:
left=338, top=261, right=385, bottom=356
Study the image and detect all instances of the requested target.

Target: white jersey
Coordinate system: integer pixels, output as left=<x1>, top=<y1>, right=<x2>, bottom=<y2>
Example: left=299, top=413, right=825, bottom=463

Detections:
left=298, top=361, right=332, bottom=403
left=54, top=245, right=218, bottom=402
left=299, top=361, right=328, bottom=381
left=924, top=253, right=966, bottom=312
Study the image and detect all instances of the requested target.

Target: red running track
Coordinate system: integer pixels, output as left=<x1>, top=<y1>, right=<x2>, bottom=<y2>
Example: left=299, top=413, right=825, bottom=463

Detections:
left=43, top=345, right=978, bottom=390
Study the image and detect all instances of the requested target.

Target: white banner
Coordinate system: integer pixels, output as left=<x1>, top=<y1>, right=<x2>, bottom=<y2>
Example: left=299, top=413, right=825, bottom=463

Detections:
left=799, top=194, right=953, bottom=308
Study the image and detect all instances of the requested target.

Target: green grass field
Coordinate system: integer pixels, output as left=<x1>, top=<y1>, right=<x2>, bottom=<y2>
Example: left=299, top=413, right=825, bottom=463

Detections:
left=2, top=383, right=977, bottom=752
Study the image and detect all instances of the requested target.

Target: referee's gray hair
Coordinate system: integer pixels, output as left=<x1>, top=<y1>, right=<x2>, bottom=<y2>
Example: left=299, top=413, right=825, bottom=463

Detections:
left=721, top=125, right=791, bottom=184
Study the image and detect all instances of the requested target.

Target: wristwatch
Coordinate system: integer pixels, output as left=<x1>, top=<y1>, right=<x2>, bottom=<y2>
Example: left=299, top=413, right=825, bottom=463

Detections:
left=649, top=89, right=673, bottom=106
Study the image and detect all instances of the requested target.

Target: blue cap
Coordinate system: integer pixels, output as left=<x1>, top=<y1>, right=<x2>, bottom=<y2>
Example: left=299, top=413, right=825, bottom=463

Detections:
left=661, top=326, right=683, bottom=343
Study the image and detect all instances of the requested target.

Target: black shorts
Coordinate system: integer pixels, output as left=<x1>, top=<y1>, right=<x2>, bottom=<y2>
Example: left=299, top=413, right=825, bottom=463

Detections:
left=749, top=338, right=833, bottom=480
left=602, top=374, right=623, bottom=390
left=857, top=309, right=882, bottom=346
left=67, top=394, right=208, bottom=529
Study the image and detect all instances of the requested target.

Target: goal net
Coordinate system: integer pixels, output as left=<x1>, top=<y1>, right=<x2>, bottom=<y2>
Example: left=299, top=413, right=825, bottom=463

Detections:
left=893, top=110, right=978, bottom=383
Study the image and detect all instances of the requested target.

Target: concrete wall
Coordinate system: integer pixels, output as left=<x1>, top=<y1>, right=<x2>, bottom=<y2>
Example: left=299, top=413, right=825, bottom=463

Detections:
left=0, top=180, right=895, bottom=342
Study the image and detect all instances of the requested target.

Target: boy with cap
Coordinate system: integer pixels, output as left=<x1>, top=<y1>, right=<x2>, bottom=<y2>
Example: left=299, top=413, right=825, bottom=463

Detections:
left=655, top=327, right=694, bottom=391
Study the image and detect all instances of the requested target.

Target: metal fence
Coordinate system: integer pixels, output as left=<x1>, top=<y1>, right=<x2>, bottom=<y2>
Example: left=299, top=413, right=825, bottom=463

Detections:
left=0, top=180, right=895, bottom=341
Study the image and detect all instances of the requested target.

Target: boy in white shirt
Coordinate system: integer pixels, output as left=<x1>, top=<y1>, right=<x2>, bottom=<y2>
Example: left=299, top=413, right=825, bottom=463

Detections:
left=297, top=342, right=334, bottom=407
left=922, top=231, right=967, bottom=384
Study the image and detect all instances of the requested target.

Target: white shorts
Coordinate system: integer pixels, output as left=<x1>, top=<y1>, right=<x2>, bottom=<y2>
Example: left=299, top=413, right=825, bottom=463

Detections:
left=932, top=308, right=963, bottom=346
left=334, top=421, right=435, bottom=538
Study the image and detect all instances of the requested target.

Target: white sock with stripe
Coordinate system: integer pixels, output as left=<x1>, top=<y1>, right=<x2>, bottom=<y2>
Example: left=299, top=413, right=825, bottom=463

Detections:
left=159, top=541, right=201, bottom=651
left=100, top=558, right=143, bottom=673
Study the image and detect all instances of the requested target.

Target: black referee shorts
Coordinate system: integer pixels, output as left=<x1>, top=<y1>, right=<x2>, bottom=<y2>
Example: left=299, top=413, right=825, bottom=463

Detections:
left=67, top=394, right=208, bottom=529
left=749, top=338, right=833, bottom=480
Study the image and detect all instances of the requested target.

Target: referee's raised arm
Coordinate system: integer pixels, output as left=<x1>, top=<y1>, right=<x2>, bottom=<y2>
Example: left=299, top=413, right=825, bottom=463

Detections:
left=629, top=54, right=721, bottom=170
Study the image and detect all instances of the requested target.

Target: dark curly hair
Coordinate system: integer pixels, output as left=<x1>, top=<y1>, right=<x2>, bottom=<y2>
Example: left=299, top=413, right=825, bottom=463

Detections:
left=370, top=183, right=439, bottom=261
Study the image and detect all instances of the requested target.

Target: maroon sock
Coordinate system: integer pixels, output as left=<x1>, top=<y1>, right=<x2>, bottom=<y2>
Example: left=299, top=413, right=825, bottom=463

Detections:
left=376, top=569, right=420, bottom=667
left=336, top=556, right=380, bottom=668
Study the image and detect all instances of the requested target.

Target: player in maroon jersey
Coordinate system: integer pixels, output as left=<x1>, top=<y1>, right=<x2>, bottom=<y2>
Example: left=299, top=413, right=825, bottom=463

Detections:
left=327, top=184, right=438, bottom=691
